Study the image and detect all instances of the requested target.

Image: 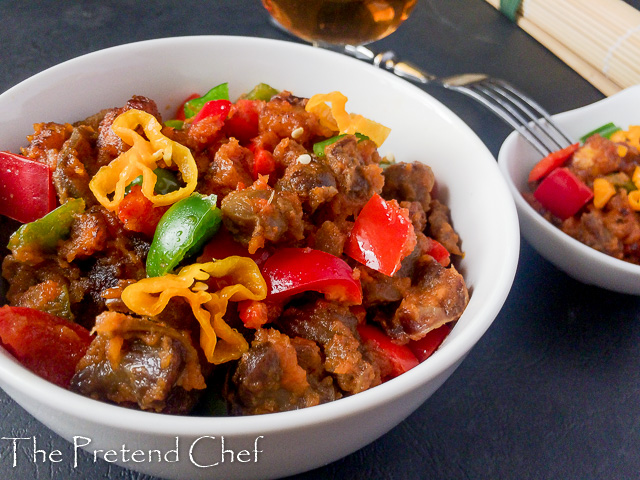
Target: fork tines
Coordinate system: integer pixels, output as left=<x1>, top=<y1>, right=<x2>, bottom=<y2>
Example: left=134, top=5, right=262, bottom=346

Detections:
left=454, top=78, right=573, bottom=157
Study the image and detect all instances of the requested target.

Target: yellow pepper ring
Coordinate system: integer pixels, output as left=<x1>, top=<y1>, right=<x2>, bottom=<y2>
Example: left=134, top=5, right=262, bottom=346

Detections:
left=121, top=257, right=267, bottom=364
left=89, top=109, right=198, bottom=211
left=306, top=92, right=350, bottom=132
left=305, top=91, right=391, bottom=147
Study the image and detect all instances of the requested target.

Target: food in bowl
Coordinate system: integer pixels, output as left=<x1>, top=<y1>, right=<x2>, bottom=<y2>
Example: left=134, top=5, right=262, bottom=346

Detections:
left=525, top=123, right=640, bottom=265
left=0, top=81, right=469, bottom=416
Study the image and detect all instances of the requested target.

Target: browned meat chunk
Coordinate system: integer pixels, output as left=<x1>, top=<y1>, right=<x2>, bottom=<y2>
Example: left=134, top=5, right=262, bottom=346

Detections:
left=382, top=161, right=435, bottom=212
left=58, top=206, right=109, bottom=262
left=221, top=181, right=304, bottom=253
left=278, top=299, right=380, bottom=394
left=276, top=158, right=338, bottom=214
left=427, top=199, right=463, bottom=256
left=602, top=191, right=640, bottom=254
left=52, top=126, right=98, bottom=206
left=354, top=138, right=383, bottom=166
left=21, top=122, right=74, bottom=169
left=292, top=336, right=337, bottom=396
left=201, top=138, right=254, bottom=196
left=186, top=113, right=225, bottom=147
left=322, top=135, right=384, bottom=215
left=228, top=328, right=338, bottom=415
left=96, top=95, right=160, bottom=166
left=258, top=92, right=333, bottom=143
left=571, top=134, right=640, bottom=182
left=71, top=312, right=206, bottom=414
left=562, top=192, right=640, bottom=262
left=401, top=200, right=428, bottom=233
left=309, top=220, right=350, bottom=257
left=2, top=255, right=85, bottom=310
left=6, top=279, right=74, bottom=320
left=74, top=209, right=147, bottom=310
left=357, top=265, right=411, bottom=307
left=271, top=137, right=308, bottom=175
left=375, top=256, right=468, bottom=343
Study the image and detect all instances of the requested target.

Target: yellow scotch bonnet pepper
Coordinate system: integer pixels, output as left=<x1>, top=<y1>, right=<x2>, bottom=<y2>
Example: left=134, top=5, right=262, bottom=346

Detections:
left=305, top=91, right=391, bottom=147
left=89, top=109, right=198, bottom=211
left=628, top=166, right=640, bottom=212
left=593, top=178, right=616, bottom=209
left=628, top=190, right=640, bottom=211
left=121, top=257, right=267, bottom=364
left=632, top=166, right=640, bottom=190
left=610, top=126, right=640, bottom=150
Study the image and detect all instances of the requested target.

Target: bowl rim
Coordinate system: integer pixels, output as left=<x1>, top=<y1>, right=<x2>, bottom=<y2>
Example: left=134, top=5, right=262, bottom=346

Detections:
left=497, top=85, right=640, bottom=282
left=0, top=35, right=520, bottom=435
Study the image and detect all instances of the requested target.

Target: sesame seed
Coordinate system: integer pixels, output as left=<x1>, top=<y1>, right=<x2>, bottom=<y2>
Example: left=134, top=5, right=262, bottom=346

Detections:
left=291, top=127, right=304, bottom=139
left=297, top=154, right=312, bottom=165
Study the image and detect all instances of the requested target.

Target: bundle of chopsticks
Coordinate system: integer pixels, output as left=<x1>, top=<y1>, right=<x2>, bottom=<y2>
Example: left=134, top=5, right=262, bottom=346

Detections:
left=484, top=0, right=640, bottom=96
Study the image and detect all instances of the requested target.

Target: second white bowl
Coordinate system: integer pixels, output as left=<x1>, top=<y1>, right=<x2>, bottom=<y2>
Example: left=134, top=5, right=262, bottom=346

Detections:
left=498, top=85, right=640, bottom=295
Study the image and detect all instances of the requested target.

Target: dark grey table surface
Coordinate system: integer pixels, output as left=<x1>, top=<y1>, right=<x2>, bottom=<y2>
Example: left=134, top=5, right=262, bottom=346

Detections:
left=1, top=1, right=640, bottom=479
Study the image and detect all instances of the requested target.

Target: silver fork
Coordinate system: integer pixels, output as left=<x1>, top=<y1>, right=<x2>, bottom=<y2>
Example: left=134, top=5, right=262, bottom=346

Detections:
left=344, top=45, right=574, bottom=157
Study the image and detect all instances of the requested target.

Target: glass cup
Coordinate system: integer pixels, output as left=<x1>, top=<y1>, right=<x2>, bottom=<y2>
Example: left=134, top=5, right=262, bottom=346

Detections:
left=262, top=0, right=417, bottom=47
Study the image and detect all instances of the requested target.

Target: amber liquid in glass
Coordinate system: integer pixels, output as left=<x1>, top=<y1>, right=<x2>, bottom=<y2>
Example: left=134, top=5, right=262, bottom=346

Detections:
left=263, top=0, right=417, bottom=45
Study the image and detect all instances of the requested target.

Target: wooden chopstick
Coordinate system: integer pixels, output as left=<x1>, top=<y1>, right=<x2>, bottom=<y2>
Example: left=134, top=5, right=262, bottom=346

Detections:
left=484, top=0, right=640, bottom=96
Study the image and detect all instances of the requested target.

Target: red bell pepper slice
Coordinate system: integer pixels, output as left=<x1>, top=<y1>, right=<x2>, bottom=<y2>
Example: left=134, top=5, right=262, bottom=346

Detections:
left=191, top=99, right=232, bottom=125
left=252, top=147, right=276, bottom=178
left=425, top=237, right=450, bottom=267
left=225, top=99, right=260, bottom=144
left=0, top=306, right=93, bottom=388
left=357, top=323, right=419, bottom=379
left=528, top=143, right=580, bottom=182
left=408, top=323, right=452, bottom=362
left=0, top=151, right=56, bottom=223
left=533, top=167, right=593, bottom=220
left=345, top=193, right=416, bottom=276
left=261, top=247, right=362, bottom=305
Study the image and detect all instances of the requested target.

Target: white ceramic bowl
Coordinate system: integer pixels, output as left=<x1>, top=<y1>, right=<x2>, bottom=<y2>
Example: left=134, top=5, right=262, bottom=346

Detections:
left=498, top=85, right=640, bottom=296
left=0, top=36, right=519, bottom=479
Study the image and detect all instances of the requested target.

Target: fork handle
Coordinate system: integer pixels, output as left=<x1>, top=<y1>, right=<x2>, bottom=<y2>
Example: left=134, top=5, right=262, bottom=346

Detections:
left=343, top=45, right=436, bottom=85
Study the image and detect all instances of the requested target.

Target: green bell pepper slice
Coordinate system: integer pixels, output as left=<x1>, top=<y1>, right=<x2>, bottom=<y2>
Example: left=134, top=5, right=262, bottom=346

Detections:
left=183, top=83, right=229, bottom=119
left=244, top=83, right=279, bottom=101
left=8, top=198, right=85, bottom=253
left=164, top=119, right=184, bottom=130
left=146, top=193, right=223, bottom=277
left=313, top=134, right=347, bottom=157
left=125, top=168, right=181, bottom=196
left=312, top=133, right=369, bottom=157
left=580, top=122, right=622, bottom=142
